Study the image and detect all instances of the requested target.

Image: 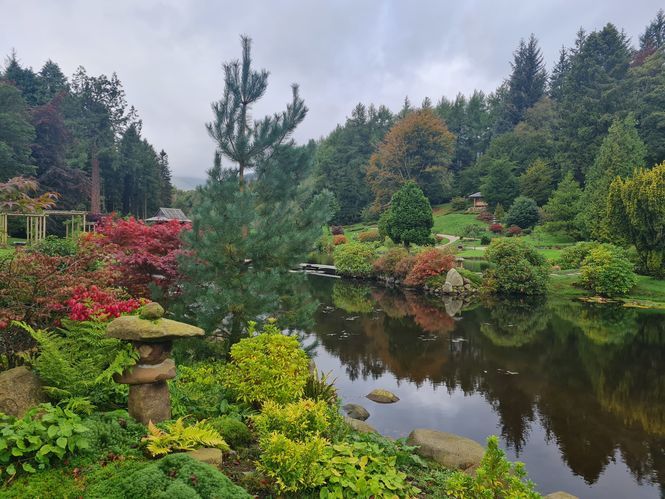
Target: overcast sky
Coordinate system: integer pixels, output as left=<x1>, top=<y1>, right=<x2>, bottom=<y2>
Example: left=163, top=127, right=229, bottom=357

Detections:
left=1, top=1, right=662, bottom=180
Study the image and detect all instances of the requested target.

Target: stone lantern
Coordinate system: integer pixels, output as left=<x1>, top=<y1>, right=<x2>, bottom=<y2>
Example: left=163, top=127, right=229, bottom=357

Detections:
left=106, top=303, right=204, bottom=424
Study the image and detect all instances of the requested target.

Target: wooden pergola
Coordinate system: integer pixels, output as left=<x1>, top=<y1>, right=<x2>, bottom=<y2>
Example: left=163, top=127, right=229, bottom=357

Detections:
left=0, top=210, right=91, bottom=245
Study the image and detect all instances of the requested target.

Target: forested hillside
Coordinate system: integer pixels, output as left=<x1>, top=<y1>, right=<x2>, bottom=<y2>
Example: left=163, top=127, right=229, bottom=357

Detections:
left=0, top=52, right=172, bottom=216
left=315, top=11, right=665, bottom=227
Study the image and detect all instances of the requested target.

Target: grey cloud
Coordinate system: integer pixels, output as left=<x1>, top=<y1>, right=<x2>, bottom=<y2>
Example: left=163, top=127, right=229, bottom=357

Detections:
left=1, top=0, right=661, bottom=178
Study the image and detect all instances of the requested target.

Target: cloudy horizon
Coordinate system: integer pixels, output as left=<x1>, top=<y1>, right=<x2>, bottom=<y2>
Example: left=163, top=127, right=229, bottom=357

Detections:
left=1, top=0, right=662, bottom=180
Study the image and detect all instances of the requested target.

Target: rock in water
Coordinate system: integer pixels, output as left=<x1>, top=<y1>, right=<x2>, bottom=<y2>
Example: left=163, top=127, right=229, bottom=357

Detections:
left=344, top=416, right=377, bottom=433
left=0, top=366, right=47, bottom=417
left=441, top=282, right=454, bottom=294
left=445, top=268, right=464, bottom=288
left=366, top=388, right=399, bottom=403
left=544, top=493, right=579, bottom=499
left=406, top=429, right=484, bottom=471
left=343, top=403, right=370, bottom=420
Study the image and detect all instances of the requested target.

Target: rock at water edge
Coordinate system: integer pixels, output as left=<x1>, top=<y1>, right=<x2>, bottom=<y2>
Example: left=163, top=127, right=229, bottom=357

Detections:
left=343, top=403, right=370, bottom=421
left=406, top=428, right=484, bottom=471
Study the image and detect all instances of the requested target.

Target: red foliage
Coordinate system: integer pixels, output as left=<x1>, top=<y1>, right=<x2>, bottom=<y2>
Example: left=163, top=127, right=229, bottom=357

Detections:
left=506, top=225, right=523, bottom=237
left=489, top=223, right=504, bottom=233
left=373, top=247, right=409, bottom=276
left=476, top=211, right=493, bottom=222
left=404, top=249, right=455, bottom=287
left=60, top=285, right=147, bottom=322
left=332, top=234, right=348, bottom=246
left=85, top=215, right=190, bottom=297
left=0, top=249, right=117, bottom=330
left=330, top=225, right=345, bottom=235
left=394, top=254, right=417, bottom=278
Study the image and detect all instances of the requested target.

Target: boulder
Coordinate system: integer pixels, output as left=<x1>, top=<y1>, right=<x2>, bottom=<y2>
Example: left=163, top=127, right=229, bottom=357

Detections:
left=343, top=403, right=370, bottom=421
left=366, top=388, right=399, bottom=404
left=115, top=359, right=177, bottom=385
left=344, top=416, right=376, bottom=433
left=0, top=366, right=47, bottom=417
left=107, top=315, right=204, bottom=342
left=187, top=447, right=223, bottom=466
left=445, top=268, right=464, bottom=288
left=441, top=282, right=453, bottom=294
left=544, top=493, right=579, bottom=499
left=128, top=381, right=171, bottom=424
left=406, top=429, right=484, bottom=471
left=140, top=302, right=165, bottom=320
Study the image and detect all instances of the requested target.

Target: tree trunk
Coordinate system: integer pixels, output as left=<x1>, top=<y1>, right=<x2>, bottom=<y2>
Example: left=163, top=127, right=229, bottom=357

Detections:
left=90, top=145, right=101, bottom=214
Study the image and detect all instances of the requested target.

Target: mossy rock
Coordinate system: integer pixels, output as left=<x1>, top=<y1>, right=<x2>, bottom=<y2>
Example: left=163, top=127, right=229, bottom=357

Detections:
left=107, top=316, right=204, bottom=342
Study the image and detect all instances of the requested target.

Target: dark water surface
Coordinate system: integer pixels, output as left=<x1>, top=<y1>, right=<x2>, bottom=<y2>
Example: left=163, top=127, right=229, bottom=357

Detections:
left=305, top=276, right=665, bottom=499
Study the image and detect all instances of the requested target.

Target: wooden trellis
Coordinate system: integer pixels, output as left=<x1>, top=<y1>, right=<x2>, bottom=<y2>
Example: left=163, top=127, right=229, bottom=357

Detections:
left=0, top=210, right=89, bottom=246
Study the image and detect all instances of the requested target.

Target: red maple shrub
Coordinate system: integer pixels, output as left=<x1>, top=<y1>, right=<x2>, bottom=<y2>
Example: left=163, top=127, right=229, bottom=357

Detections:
left=85, top=215, right=189, bottom=297
left=506, top=225, right=523, bottom=237
left=373, top=247, right=409, bottom=276
left=476, top=211, right=493, bottom=222
left=59, top=285, right=147, bottom=322
left=332, top=234, right=348, bottom=246
left=489, top=223, right=504, bottom=233
left=404, top=249, right=455, bottom=287
left=394, top=254, right=417, bottom=279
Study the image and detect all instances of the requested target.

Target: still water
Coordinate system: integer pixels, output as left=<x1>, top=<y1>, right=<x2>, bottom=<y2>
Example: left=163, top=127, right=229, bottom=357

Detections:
left=305, top=276, right=665, bottom=499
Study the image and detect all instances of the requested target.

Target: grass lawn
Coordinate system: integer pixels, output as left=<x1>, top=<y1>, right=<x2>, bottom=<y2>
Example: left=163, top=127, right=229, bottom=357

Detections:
left=0, top=247, right=13, bottom=258
left=432, top=211, right=486, bottom=236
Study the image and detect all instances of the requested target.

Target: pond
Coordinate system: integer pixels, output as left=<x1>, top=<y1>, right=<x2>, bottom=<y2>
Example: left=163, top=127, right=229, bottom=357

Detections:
left=305, top=276, right=665, bottom=499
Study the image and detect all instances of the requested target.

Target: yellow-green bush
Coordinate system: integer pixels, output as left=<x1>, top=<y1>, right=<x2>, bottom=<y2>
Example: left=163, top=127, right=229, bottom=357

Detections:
left=253, top=399, right=333, bottom=441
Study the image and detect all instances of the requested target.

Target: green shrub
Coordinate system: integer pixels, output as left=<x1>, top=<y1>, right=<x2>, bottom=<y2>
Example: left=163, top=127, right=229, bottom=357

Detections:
left=253, top=399, right=335, bottom=442
left=384, top=181, right=434, bottom=246
left=257, top=432, right=331, bottom=494
left=0, top=466, right=83, bottom=498
left=143, top=418, right=229, bottom=457
left=557, top=241, right=600, bottom=270
left=444, top=436, right=539, bottom=498
left=223, top=323, right=310, bottom=406
left=32, top=236, right=78, bottom=257
left=81, top=410, right=147, bottom=462
left=580, top=244, right=637, bottom=297
left=20, top=320, right=138, bottom=409
left=304, top=370, right=338, bottom=405
left=357, top=229, right=382, bottom=243
left=169, top=361, right=228, bottom=418
left=320, top=440, right=420, bottom=498
left=451, top=196, right=468, bottom=211
left=84, top=453, right=251, bottom=499
left=458, top=267, right=482, bottom=287
left=0, top=404, right=90, bottom=480
left=461, top=223, right=486, bottom=239
left=480, top=234, right=491, bottom=245
left=483, top=239, right=549, bottom=296
left=505, top=196, right=540, bottom=229
left=333, top=243, right=375, bottom=277
left=208, top=416, right=252, bottom=449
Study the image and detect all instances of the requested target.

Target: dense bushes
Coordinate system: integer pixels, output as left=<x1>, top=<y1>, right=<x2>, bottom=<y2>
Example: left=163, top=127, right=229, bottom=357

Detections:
left=222, top=323, right=310, bottom=406
left=404, top=248, right=456, bottom=287
left=505, top=196, right=540, bottom=229
left=372, top=247, right=409, bottom=276
left=451, top=196, right=468, bottom=211
left=84, top=453, right=251, bottom=499
left=383, top=181, right=434, bottom=246
left=332, top=234, right=347, bottom=245
left=208, top=416, right=252, bottom=449
left=170, top=362, right=229, bottom=419
left=483, top=239, right=549, bottom=296
left=333, top=243, right=375, bottom=277
left=580, top=244, right=637, bottom=297
left=557, top=242, right=600, bottom=270
left=31, top=236, right=78, bottom=257
left=489, top=223, right=503, bottom=233
left=357, top=228, right=382, bottom=243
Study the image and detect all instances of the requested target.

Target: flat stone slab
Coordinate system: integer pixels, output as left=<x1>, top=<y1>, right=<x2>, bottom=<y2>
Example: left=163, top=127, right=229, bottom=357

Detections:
left=366, top=388, right=399, bottom=404
left=406, top=428, right=484, bottom=471
left=545, top=493, right=579, bottom=499
left=187, top=447, right=223, bottom=466
left=107, top=316, right=204, bottom=342
left=344, top=416, right=377, bottom=433
left=115, top=359, right=176, bottom=385
left=342, top=403, right=370, bottom=421
left=0, top=366, right=47, bottom=417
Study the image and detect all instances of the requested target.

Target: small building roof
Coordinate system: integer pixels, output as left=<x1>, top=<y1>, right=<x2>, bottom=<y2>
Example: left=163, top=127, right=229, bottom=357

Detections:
left=468, top=192, right=483, bottom=198
left=145, top=207, right=191, bottom=223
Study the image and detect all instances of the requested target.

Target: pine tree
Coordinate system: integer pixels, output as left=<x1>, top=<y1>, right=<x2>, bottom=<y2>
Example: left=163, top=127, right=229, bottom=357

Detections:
left=157, top=150, right=173, bottom=207
left=519, top=159, right=553, bottom=205
left=496, top=34, right=547, bottom=132
left=639, top=9, right=665, bottom=52
left=178, top=37, right=334, bottom=338
left=549, top=47, right=569, bottom=102
left=578, top=115, right=646, bottom=239
left=542, top=172, right=583, bottom=237
left=0, top=82, right=36, bottom=180
left=480, top=158, right=519, bottom=208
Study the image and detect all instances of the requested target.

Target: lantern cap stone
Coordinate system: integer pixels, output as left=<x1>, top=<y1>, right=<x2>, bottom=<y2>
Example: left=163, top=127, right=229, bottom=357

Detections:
left=106, top=314, right=204, bottom=342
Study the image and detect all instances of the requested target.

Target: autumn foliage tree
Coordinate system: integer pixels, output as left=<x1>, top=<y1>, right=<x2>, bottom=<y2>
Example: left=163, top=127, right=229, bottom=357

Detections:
left=367, top=109, right=455, bottom=213
left=0, top=176, right=58, bottom=212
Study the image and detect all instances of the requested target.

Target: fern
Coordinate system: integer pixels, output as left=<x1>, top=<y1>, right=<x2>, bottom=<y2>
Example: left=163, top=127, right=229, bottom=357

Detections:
left=142, top=418, right=230, bottom=457
left=15, top=320, right=139, bottom=409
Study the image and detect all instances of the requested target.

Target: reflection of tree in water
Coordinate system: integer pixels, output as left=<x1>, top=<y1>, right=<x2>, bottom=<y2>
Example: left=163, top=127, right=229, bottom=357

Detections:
left=332, top=281, right=374, bottom=314
left=479, top=297, right=550, bottom=347
left=310, top=277, right=665, bottom=491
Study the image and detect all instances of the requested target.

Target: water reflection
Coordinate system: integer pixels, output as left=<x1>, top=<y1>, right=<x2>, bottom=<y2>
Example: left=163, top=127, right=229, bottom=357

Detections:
left=309, top=277, right=665, bottom=498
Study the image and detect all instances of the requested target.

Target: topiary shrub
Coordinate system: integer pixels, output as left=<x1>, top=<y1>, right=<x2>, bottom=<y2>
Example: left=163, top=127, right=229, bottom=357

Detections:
left=333, top=242, right=375, bottom=277
left=557, top=242, right=599, bottom=270
left=505, top=196, right=539, bottom=229
left=483, top=239, right=549, bottom=296
left=207, top=417, right=252, bottom=449
left=580, top=244, right=637, bottom=297
left=84, top=453, right=251, bottom=499
left=404, top=249, right=456, bottom=287
left=357, top=229, right=382, bottom=243
left=384, top=181, right=434, bottom=246
left=222, top=323, right=310, bottom=406
left=332, top=234, right=347, bottom=245
left=372, top=247, right=409, bottom=276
